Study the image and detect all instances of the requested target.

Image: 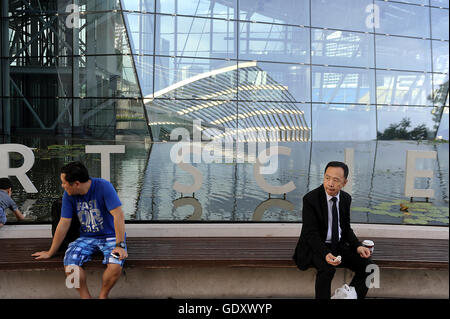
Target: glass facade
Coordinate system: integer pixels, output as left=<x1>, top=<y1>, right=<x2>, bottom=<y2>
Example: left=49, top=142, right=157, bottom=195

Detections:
left=0, top=0, right=448, bottom=225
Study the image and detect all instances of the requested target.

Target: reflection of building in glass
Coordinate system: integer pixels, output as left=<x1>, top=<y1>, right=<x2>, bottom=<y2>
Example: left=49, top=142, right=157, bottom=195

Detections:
left=1, top=0, right=448, bottom=141
left=145, top=62, right=311, bottom=141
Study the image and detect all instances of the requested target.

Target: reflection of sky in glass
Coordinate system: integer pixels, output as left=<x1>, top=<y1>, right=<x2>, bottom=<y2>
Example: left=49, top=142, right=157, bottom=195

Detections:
left=239, top=22, right=309, bottom=63
left=431, top=0, right=449, bottom=8
left=121, top=0, right=154, bottom=12
left=376, top=36, right=431, bottom=72
left=312, top=105, right=376, bottom=141
left=239, top=0, right=309, bottom=25
left=157, top=0, right=236, bottom=18
left=311, top=0, right=373, bottom=32
left=431, top=7, right=449, bottom=40
left=155, top=15, right=234, bottom=59
left=377, top=2, right=431, bottom=38
left=432, top=40, right=449, bottom=74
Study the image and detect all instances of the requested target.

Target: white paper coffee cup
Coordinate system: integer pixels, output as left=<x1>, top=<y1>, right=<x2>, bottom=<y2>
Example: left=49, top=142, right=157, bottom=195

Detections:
left=362, top=239, right=374, bottom=254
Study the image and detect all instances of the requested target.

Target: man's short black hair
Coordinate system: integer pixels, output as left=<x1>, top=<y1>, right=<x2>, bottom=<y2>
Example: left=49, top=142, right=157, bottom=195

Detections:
left=324, top=161, right=349, bottom=179
left=61, top=161, right=90, bottom=183
left=0, top=177, right=13, bottom=190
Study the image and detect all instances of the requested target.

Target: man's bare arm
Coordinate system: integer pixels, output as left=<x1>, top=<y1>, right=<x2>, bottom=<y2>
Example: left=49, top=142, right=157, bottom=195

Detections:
left=32, top=217, right=72, bottom=259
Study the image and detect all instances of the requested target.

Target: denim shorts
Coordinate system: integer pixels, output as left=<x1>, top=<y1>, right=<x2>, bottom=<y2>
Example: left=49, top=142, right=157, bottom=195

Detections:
left=63, top=237, right=127, bottom=267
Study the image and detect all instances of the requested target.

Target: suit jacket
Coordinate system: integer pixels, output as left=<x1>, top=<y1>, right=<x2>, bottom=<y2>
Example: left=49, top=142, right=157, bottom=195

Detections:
left=292, top=184, right=361, bottom=270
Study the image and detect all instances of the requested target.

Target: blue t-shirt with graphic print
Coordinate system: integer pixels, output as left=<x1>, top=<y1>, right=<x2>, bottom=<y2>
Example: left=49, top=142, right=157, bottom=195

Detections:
left=61, top=177, right=122, bottom=239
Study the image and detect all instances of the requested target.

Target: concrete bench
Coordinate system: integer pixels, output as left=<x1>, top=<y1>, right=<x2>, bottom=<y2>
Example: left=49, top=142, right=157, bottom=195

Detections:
left=0, top=237, right=448, bottom=271
left=0, top=236, right=448, bottom=298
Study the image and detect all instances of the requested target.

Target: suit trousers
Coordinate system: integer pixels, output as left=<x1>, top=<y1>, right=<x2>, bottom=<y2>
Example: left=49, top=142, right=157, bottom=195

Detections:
left=311, top=243, right=374, bottom=299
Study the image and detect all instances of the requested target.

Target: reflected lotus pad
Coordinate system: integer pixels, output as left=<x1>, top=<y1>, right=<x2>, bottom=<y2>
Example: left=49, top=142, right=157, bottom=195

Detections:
left=352, top=200, right=449, bottom=225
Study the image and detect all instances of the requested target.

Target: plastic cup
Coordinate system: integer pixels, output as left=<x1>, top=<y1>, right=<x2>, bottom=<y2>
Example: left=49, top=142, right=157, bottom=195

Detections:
left=362, top=239, right=374, bottom=254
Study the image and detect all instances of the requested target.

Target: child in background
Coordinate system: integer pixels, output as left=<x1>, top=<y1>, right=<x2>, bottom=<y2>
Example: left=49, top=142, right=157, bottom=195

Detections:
left=0, top=178, right=25, bottom=228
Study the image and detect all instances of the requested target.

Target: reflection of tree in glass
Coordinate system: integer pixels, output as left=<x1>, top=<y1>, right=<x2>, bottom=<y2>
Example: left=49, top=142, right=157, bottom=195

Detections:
left=428, top=80, right=449, bottom=135
left=377, top=117, right=428, bottom=140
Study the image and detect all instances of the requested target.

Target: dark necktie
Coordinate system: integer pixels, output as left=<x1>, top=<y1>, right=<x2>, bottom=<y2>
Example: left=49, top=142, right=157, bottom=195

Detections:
left=331, top=197, right=339, bottom=255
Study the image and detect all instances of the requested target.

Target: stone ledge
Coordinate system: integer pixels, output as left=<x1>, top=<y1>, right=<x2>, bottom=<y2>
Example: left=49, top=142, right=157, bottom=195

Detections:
left=0, top=267, right=448, bottom=299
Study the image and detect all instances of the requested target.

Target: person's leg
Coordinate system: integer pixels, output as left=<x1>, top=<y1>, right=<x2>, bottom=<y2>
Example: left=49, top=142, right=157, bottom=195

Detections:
left=312, top=252, right=336, bottom=299
left=98, top=238, right=126, bottom=299
left=99, top=263, right=122, bottom=299
left=340, top=245, right=374, bottom=299
left=63, top=237, right=97, bottom=299
left=64, top=265, right=91, bottom=299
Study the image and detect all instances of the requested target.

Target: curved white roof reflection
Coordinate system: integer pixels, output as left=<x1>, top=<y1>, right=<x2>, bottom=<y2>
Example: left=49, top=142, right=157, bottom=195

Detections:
left=144, top=62, right=311, bottom=142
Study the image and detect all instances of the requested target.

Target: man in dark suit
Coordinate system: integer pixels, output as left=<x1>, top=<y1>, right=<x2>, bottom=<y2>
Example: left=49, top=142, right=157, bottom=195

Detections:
left=293, top=161, right=375, bottom=299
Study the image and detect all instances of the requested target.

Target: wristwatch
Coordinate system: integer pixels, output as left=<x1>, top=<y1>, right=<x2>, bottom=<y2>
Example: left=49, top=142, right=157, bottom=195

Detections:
left=115, top=241, right=126, bottom=249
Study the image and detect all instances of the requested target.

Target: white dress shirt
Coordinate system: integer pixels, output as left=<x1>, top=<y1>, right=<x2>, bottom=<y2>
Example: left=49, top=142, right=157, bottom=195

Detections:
left=325, top=191, right=342, bottom=243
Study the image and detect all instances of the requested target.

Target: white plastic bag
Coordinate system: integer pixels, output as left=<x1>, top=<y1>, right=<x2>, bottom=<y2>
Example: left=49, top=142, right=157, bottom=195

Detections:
left=331, top=284, right=357, bottom=299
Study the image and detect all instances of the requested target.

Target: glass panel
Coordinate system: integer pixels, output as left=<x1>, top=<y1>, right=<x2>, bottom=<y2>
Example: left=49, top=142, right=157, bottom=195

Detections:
left=7, top=11, right=131, bottom=59
left=239, top=0, right=309, bottom=26
left=77, top=0, right=120, bottom=12
left=232, top=141, right=311, bottom=222
left=312, top=104, right=376, bottom=141
left=9, top=57, right=73, bottom=98
left=8, top=97, right=72, bottom=130
left=376, top=36, right=431, bottom=72
left=312, top=66, right=375, bottom=104
left=115, top=98, right=147, bottom=127
left=436, top=107, right=449, bottom=139
left=385, top=0, right=429, bottom=4
left=134, top=54, right=154, bottom=97
left=121, top=0, right=155, bottom=12
left=239, top=22, right=309, bottom=63
left=236, top=102, right=311, bottom=142
left=377, top=106, right=437, bottom=140
left=77, top=98, right=134, bottom=138
left=2, top=134, right=149, bottom=222
left=8, top=14, right=74, bottom=60
left=146, top=99, right=237, bottom=141
left=123, top=13, right=154, bottom=55
left=308, top=141, right=377, bottom=219
left=371, top=141, right=448, bottom=225
left=76, top=12, right=131, bottom=55
left=153, top=56, right=237, bottom=100
left=432, top=40, right=449, bottom=74
left=136, top=141, right=311, bottom=221
left=75, top=55, right=141, bottom=98
left=157, top=0, right=236, bottom=19
left=432, top=74, right=449, bottom=106
left=431, top=8, right=449, bottom=40
left=311, top=0, right=373, bottom=32
left=238, top=62, right=310, bottom=103
left=376, top=70, right=432, bottom=106
left=431, top=0, right=450, bottom=8
left=377, top=2, right=430, bottom=38
left=155, top=15, right=235, bottom=59
left=7, top=0, right=120, bottom=15
left=311, top=30, right=374, bottom=68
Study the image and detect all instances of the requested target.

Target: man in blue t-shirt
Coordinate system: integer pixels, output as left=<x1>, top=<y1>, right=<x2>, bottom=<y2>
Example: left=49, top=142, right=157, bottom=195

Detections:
left=32, top=161, right=127, bottom=299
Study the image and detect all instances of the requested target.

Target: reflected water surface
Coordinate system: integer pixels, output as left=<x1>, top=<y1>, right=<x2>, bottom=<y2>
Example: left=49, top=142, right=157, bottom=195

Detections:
left=1, top=135, right=448, bottom=226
